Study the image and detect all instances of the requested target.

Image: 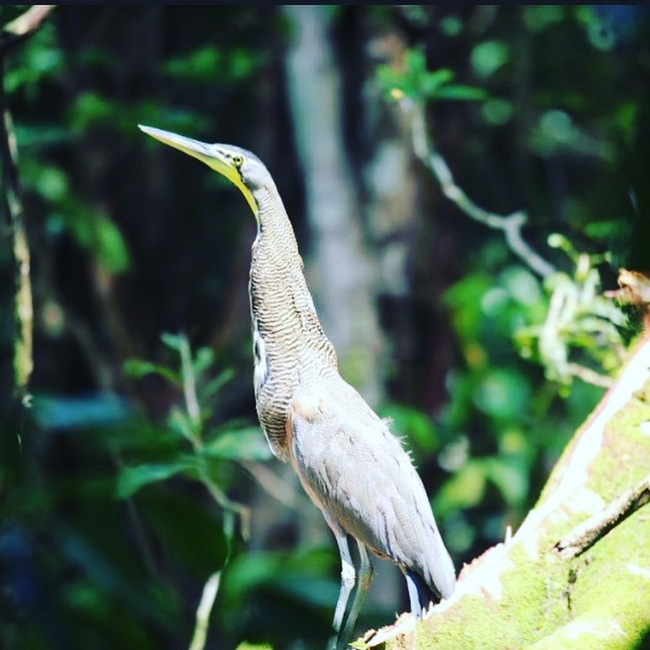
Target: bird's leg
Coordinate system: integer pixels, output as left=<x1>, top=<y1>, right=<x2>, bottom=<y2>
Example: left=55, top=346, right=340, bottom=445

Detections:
left=338, top=540, right=374, bottom=648
left=404, top=571, right=422, bottom=617
left=329, top=531, right=356, bottom=649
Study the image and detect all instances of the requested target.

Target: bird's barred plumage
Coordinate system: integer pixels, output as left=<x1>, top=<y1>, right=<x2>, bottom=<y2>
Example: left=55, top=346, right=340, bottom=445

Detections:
left=139, top=125, right=456, bottom=649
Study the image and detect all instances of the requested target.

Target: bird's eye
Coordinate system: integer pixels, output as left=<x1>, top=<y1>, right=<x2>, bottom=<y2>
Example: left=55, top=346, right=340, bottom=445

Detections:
left=232, top=154, right=245, bottom=168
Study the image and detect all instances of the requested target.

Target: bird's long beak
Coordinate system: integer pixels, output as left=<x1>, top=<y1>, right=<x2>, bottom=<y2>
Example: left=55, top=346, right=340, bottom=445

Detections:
left=138, top=125, right=257, bottom=215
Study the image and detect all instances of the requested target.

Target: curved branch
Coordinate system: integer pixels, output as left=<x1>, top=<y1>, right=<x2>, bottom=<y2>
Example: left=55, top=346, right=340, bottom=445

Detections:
left=405, top=100, right=556, bottom=278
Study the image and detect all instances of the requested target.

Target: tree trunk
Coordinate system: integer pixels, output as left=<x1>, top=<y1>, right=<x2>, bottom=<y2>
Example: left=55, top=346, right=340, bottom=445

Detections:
left=282, top=6, right=384, bottom=407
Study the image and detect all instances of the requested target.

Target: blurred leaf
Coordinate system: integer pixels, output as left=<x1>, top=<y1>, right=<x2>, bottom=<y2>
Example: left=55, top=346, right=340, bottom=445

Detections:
left=484, top=457, right=529, bottom=507
left=116, top=461, right=195, bottom=498
left=168, top=405, right=198, bottom=440
left=5, top=23, right=63, bottom=95
left=93, top=215, right=131, bottom=273
left=33, top=393, right=131, bottom=430
left=193, top=346, right=216, bottom=377
left=200, top=367, right=235, bottom=401
left=435, top=85, right=488, bottom=101
left=482, top=98, right=514, bottom=125
left=376, top=48, right=485, bottom=103
left=435, top=461, right=487, bottom=516
left=380, top=403, right=439, bottom=454
left=123, top=359, right=180, bottom=384
left=161, top=45, right=265, bottom=83
left=473, top=368, right=532, bottom=420
left=161, top=332, right=183, bottom=352
left=204, top=427, right=272, bottom=462
left=58, top=200, right=131, bottom=274
left=223, top=547, right=335, bottom=604
left=222, top=551, right=285, bottom=601
left=471, top=40, right=510, bottom=78
left=523, top=6, right=565, bottom=31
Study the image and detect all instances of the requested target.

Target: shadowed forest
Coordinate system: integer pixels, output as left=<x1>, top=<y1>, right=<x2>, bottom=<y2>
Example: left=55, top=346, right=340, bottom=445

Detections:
left=2, top=6, right=650, bottom=650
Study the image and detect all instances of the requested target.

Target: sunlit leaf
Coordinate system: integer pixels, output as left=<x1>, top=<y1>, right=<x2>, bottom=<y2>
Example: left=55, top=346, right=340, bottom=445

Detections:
left=161, top=332, right=183, bottom=351
left=485, top=457, right=529, bottom=507
left=471, top=40, right=510, bottom=78
left=169, top=406, right=198, bottom=440
left=193, top=346, right=216, bottom=377
left=435, top=461, right=487, bottom=516
left=473, top=368, right=532, bottom=420
left=116, top=460, right=195, bottom=498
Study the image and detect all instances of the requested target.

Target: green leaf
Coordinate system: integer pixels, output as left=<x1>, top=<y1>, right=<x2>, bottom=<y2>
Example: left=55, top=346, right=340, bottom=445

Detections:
left=471, top=40, right=510, bottom=78
left=193, top=346, right=215, bottom=377
left=116, top=460, right=195, bottom=498
left=200, top=368, right=235, bottom=401
left=168, top=406, right=198, bottom=440
left=435, top=85, right=488, bottom=101
left=420, top=67, right=455, bottom=96
left=380, top=403, right=438, bottom=454
left=435, top=461, right=487, bottom=516
left=203, top=427, right=272, bottom=462
left=123, top=359, right=179, bottom=384
left=94, top=215, right=131, bottom=273
left=485, top=457, right=529, bottom=507
left=473, top=368, right=532, bottom=420
left=160, top=332, right=183, bottom=352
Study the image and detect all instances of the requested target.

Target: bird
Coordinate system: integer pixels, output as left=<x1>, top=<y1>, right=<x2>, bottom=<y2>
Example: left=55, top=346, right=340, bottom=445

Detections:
left=139, top=125, right=456, bottom=649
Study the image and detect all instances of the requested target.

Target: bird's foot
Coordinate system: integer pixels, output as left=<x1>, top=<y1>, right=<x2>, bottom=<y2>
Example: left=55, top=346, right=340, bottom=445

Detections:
left=351, top=613, right=417, bottom=648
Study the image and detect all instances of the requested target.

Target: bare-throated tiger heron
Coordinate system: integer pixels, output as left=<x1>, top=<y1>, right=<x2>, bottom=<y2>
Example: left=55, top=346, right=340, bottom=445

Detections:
left=139, top=125, right=456, bottom=649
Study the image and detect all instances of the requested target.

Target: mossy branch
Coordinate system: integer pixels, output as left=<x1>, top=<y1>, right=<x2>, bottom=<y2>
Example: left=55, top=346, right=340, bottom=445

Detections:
left=362, top=338, right=650, bottom=648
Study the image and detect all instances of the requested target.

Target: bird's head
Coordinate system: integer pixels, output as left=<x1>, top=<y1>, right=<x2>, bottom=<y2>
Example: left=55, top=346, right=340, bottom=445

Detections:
left=139, top=125, right=272, bottom=218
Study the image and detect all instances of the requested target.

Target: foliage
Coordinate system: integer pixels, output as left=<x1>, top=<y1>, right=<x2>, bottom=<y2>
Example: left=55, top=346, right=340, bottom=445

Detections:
left=2, top=5, right=648, bottom=650
left=119, top=332, right=271, bottom=506
left=376, top=48, right=486, bottom=103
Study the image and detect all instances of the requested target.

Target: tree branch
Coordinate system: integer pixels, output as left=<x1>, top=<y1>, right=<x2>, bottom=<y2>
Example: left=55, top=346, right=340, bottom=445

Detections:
left=555, top=475, right=650, bottom=560
left=404, top=100, right=556, bottom=278
left=1, top=5, right=55, bottom=54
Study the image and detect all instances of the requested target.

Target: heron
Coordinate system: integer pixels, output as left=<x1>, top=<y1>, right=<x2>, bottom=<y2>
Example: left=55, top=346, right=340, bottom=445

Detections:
left=139, top=125, right=456, bottom=648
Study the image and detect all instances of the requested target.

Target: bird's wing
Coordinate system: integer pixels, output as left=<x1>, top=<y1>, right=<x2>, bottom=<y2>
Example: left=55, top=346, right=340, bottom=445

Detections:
left=287, top=378, right=455, bottom=600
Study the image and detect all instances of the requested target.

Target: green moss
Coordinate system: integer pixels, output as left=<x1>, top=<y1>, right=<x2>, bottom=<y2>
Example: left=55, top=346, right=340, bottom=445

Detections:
left=568, top=511, right=650, bottom=643
left=385, top=378, right=650, bottom=649
left=587, top=393, right=650, bottom=500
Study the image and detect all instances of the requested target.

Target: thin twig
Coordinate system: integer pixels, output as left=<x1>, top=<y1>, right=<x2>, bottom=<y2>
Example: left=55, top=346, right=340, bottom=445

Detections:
left=405, top=100, right=556, bottom=279
left=555, top=475, right=650, bottom=560
left=566, top=363, right=613, bottom=389
left=188, top=571, right=222, bottom=650
left=4, top=5, right=55, bottom=37
left=241, top=460, right=296, bottom=508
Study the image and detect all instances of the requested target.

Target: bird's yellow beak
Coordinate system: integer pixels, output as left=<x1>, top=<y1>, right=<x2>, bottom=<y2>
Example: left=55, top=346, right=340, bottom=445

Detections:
left=138, top=125, right=258, bottom=216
